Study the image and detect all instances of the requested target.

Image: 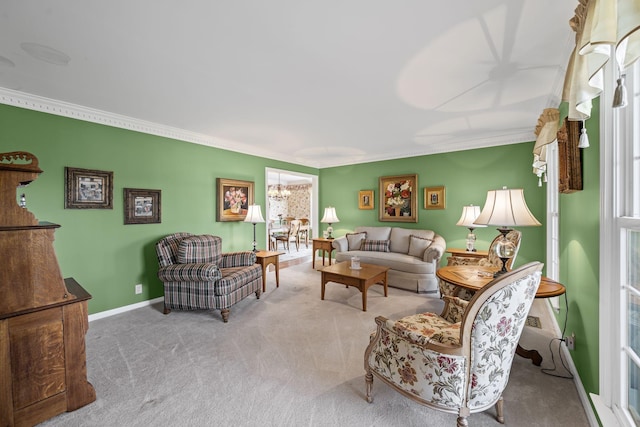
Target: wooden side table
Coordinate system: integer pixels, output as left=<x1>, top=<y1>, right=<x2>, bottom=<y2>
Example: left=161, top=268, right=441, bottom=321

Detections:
left=436, top=264, right=566, bottom=366
left=445, top=248, right=489, bottom=266
left=254, top=250, right=284, bottom=292
left=312, top=238, right=334, bottom=269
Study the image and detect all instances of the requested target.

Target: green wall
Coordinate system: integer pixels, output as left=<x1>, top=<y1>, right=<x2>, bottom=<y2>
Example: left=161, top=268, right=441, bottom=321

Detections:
left=1, top=100, right=601, bottom=398
left=319, top=143, right=547, bottom=269
left=558, top=100, right=601, bottom=395
left=0, top=104, right=317, bottom=314
left=319, top=135, right=601, bottom=398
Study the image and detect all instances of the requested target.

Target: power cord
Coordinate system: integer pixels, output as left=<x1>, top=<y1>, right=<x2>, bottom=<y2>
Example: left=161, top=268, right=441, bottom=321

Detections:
left=541, top=292, right=574, bottom=379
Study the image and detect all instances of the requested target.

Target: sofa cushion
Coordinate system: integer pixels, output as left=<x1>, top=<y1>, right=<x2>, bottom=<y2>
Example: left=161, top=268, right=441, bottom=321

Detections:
left=355, top=226, right=391, bottom=241
left=177, top=235, right=222, bottom=265
left=390, top=227, right=436, bottom=254
left=346, top=232, right=367, bottom=250
left=408, top=235, right=433, bottom=258
left=361, top=239, right=390, bottom=252
left=335, top=250, right=435, bottom=275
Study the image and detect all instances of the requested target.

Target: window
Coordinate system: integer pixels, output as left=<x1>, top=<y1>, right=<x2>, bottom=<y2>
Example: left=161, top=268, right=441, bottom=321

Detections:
left=601, top=59, right=640, bottom=426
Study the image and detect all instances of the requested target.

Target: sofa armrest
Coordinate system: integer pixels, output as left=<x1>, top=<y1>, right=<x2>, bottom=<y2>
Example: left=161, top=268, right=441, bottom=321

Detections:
left=220, top=251, right=256, bottom=268
left=332, top=236, right=348, bottom=252
left=423, top=234, right=446, bottom=263
left=158, top=263, right=221, bottom=282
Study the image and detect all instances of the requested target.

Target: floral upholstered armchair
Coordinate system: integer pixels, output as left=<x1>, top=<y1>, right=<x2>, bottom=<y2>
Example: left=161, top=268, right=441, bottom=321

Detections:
left=365, top=262, right=543, bottom=427
left=156, top=233, right=262, bottom=322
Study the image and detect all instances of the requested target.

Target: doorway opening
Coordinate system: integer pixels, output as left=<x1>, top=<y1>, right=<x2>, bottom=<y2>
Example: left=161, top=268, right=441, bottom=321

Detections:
left=265, top=168, right=318, bottom=261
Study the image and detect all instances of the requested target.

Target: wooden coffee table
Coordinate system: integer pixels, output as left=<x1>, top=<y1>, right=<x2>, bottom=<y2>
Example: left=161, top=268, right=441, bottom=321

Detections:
left=320, top=262, right=389, bottom=311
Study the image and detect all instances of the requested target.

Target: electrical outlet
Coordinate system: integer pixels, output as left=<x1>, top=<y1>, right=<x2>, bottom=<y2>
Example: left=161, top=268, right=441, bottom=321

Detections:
left=135, top=284, right=142, bottom=295
left=565, top=333, right=576, bottom=350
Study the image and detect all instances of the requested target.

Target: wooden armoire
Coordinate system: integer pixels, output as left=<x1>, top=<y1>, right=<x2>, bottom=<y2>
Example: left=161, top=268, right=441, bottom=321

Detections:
left=0, top=152, right=95, bottom=426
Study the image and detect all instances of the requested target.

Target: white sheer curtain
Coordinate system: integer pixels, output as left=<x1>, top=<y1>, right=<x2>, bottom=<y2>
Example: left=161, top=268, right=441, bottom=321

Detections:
left=562, top=0, right=640, bottom=121
left=532, top=108, right=560, bottom=184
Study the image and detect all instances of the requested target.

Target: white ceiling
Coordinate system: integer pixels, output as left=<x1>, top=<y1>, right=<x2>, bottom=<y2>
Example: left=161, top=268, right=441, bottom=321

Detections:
left=0, top=1, right=575, bottom=169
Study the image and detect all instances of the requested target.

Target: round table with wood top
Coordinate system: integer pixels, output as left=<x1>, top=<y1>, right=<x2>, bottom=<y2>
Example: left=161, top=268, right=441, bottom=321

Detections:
left=436, top=264, right=566, bottom=366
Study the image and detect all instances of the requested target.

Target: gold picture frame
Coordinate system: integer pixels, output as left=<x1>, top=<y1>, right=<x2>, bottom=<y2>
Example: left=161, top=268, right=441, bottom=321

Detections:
left=379, top=174, right=418, bottom=222
left=424, top=186, right=446, bottom=210
left=358, top=190, right=374, bottom=210
left=216, top=178, right=254, bottom=222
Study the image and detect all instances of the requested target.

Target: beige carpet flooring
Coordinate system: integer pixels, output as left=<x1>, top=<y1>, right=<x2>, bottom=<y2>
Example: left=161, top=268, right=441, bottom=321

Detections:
left=40, top=262, right=590, bottom=426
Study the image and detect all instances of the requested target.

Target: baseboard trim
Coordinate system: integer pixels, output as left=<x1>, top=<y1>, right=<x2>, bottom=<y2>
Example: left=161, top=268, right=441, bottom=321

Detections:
left=88, top=297, right=164, bottom=322
left=544, top=301, right=600, bottom=427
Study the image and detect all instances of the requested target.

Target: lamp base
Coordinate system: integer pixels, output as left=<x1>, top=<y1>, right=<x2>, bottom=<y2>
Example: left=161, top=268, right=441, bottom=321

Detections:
left=326, top=225, right=334, bottom=239
left=465, top=228, right=477, bottom=252
left=493, top=257, right=510, bottom=277
left=493, top=227, right=515, bottom=277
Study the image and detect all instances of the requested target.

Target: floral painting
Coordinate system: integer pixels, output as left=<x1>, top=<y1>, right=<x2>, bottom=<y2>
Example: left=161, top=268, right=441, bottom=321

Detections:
left=216, top=178, right=254, bottom=222
left=378, top=174, right=418, bottom=222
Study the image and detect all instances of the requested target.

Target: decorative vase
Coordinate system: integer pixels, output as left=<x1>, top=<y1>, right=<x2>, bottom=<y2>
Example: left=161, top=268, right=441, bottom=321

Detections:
left=394, top=207, right=401, bottom=216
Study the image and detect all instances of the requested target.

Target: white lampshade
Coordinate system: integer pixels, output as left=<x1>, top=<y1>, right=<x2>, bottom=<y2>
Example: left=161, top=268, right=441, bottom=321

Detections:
left=456, top=205, right=486, bottom=228
left=320, top=207, right=340, bottom=224
left=473, top=187, right=541, bottom=227
left=244, top=205, right=265, bottom=224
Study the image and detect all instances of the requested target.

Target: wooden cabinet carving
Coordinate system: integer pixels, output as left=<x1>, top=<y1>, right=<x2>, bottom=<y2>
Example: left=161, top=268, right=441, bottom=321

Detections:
left=0, top=152, right=95, bottom=426
left=558, top=118, right=584, bottom=193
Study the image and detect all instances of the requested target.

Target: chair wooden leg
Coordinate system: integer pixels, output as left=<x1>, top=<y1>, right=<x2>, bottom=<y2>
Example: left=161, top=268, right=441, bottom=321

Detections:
left=456, top=416, right=469, bottom=427
left=163, top=303, right=171, bottom=314
left=365, top=371, right=374, bottom=403
left=495, top=396, right=505, bottom=423
left=457, top=408, right=470, bottom=427
left=255, top=289, right=261, bottom=299
left=221, top=308, right=230, bottom=323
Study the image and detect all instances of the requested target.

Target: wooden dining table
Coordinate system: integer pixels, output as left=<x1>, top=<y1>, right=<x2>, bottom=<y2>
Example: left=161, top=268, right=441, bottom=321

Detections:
left=436, top=264, right=566, bottom=366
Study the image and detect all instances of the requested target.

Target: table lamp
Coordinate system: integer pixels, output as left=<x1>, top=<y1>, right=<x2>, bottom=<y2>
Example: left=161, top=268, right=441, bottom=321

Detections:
left=473, top=187, right=541, bottom=276
left=244, top=204, right=265, bottom=252
left=456, top=204, right=486, bottom=252
left=320, top=206, right=339, bottom=239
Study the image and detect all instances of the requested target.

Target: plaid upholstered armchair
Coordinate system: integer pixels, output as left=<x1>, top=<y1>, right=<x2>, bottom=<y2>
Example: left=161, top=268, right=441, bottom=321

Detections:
left=156, top=233, right=262, bottom=322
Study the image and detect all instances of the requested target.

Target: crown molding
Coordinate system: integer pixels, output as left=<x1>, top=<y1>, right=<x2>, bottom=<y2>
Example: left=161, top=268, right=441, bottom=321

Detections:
left=0, top=87, right=304, bottom=166
left=0, top=88, right=221, bottom=145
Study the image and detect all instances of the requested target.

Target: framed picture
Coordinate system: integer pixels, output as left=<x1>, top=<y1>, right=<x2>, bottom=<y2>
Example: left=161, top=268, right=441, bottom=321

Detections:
left=358, top=190, right=374, bottom=210
left=216, top=178, right=254, bottom=222
left=124, top=188, right=161, bottom=224
left=65, top=167, right=113, bottom=209
left=424, top=186, right=446, bottom=210
left=379, top=174, right=418, bottom=223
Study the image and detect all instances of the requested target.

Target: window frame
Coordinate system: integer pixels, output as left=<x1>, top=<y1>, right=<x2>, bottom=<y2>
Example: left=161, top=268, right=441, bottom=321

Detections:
left=597, top=58, right=640, bottom=427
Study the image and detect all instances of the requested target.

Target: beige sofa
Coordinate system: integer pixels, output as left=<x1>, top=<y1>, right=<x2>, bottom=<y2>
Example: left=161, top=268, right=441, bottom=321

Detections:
left=331, top=226, right=446, bottom=293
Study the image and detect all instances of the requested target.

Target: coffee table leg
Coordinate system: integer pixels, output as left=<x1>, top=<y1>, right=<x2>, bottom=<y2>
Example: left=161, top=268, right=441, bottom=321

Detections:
left=321, top=276, right=326, bottom=300
left=362, top=286, right=367, bottom=312
left=383, top=273, right=388, bottom=297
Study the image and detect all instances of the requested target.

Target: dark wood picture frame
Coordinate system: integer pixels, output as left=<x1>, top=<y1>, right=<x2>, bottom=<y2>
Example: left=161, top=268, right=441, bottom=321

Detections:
left=124, top=188, right=161, bottom=224
left=65, top=167, right=113, bottom=209
left=558, top=118, right=583, bottom=193
left=358, top=190, right=374, bottom=210
left=424, top=186, right=446, bottom=210
left=216, top=178, right=254, bottom=222
left=378, top=174, right=418, bottom=223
